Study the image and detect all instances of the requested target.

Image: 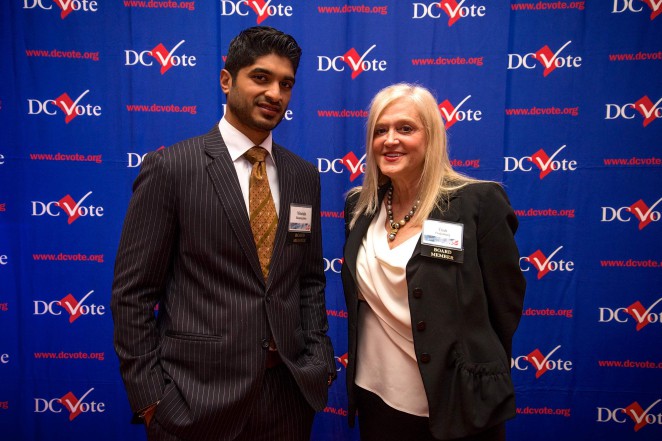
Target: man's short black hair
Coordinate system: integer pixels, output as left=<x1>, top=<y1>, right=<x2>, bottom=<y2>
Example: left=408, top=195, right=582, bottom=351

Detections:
left=224, top=26, right=302, bottom=79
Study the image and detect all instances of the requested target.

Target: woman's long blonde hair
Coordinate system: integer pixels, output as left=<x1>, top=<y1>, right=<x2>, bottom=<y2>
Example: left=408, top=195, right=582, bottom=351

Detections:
left=348, top=83, right=483, bottom=229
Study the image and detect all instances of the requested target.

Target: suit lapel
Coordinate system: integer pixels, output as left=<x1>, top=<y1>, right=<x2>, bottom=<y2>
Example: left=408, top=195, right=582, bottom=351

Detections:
left=267, top=145, right=292, bottom=288
left=344, top=185, right=389, bottom=284
left=203, top=126, right=264, bottom=282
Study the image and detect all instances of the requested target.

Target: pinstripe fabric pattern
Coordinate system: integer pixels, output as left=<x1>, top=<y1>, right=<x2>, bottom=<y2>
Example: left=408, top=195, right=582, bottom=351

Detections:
left=111, top=126, right=335, bottom=441
left=235, top=365, right=315, bottom=441
left=146, top=366, right=314, bottom=441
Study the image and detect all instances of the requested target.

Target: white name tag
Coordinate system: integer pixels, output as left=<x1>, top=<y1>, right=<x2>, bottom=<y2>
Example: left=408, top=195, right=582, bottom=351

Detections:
left=288, top=204, right=312, bottom=244
left=422, top=220, right=463, bottom=250
left=288, top=204, right=312, bottom=232
left=421, top=220, right=464, bottom=263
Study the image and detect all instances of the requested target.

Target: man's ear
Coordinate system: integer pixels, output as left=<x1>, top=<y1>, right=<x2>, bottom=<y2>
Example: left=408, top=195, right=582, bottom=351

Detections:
left=220, top=69, right=232, bottom=94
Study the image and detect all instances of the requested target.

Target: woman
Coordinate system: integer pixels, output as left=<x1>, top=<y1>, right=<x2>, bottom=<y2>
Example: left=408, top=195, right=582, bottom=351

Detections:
left=341, top=83, right=526, bottom=441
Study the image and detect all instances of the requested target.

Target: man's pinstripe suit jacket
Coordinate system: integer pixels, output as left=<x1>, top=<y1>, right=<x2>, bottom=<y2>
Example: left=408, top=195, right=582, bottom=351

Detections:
left=111, top=126, right=335, bottom=441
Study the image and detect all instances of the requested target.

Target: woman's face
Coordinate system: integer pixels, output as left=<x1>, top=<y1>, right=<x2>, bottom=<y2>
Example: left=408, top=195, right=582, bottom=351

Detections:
left=371, top=99, right=427, bottom=186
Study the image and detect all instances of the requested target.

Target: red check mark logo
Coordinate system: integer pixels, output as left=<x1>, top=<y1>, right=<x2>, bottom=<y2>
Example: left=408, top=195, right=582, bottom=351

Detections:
left=625, top=298, right=662, bottom=331
left=439, top=0, right=464, bottom=26
left=529, top=145, right=566, bottom=179
left=60, top=290, right=95, bottom=323
left=151, top=40, right=186, bottom=75
left=248, top=0, right=271, bottom=24
left=525, top=345, right=561, bottom=378
left=58, top=191, right=93, bottom=224
left=528, top=246, right=563, bottom=280
left=335, top=353, right=349, bottom=369
left=55, top=90, right=90, bottom=124
left=624, top=399, right=662, bottom=432
left=634, top=96, right=662, bottom=127
left=628, top=197, right=662, bottom=230
left=54, top=0, right=74, bottom=19
left=535, top=41, right=572, bottom=77
left=642, top=0, right=662, bottom=20
left=60, top=388, right=95, bottom=421
left=342, top=45, right=377, bottom=79
left=342, top=152, right=366, bottom=182
left=438, top=95, right=471, bottom=129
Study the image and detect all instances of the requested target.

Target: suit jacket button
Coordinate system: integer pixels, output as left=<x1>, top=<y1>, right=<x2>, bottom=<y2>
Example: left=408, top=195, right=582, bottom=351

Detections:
left=420, top=353, right=431, bottom=363
left=265, top=295, right=271, bottom=303
left=261, top=339, right=270, bottom=349
left=413, top=288, right=423, bottom=299
left=416, top=321, right=426, bottom=332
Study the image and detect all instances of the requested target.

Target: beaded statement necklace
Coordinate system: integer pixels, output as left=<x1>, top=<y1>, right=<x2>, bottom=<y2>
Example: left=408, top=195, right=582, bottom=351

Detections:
left=386, top=186, right=420, bottom=242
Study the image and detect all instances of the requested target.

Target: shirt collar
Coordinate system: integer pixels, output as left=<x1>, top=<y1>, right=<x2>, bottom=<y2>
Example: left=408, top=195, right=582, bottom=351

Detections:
left=218, top=117, right=273, bottom=162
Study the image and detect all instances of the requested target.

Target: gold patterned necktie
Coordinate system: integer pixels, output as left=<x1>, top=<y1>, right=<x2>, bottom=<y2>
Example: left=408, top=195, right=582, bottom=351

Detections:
left=245, top=146, right=278, bottom=280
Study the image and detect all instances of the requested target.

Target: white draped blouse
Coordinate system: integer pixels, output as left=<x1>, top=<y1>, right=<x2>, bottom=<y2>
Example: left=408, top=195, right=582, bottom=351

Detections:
left=354, top=202, right=428, bottom=417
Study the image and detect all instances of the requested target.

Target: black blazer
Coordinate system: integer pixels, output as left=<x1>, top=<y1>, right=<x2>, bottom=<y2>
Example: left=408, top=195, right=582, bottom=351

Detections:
left=341, top=182, right=526, bottom=440
left=111, top=127, right=335, bottom=441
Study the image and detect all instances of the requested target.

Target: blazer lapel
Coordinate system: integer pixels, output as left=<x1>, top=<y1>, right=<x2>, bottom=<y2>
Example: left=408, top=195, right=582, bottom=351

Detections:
left=344, top=185, right=389, bottom=284
left=204, top=126, right=264, bottom=282
left=267, top=145, right=292, bottom=288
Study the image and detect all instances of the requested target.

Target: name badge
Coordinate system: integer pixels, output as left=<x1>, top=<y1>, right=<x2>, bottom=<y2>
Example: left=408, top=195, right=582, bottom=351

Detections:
left=420, top=219, right=464, bottom=263
left=288, top=203, right=312, bottom=243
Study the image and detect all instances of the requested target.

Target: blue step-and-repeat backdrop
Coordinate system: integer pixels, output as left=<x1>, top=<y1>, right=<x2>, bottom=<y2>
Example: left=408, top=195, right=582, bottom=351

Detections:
left=1, top=1, right=661, bottom=440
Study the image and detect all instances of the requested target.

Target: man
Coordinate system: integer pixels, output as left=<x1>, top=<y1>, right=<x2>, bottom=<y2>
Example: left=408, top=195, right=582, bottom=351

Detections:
left=111, top=26, right=335, bottom=441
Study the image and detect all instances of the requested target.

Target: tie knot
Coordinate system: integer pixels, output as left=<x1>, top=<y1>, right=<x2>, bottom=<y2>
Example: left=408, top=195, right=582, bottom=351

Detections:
left=245, top=146, right=268, bottom=164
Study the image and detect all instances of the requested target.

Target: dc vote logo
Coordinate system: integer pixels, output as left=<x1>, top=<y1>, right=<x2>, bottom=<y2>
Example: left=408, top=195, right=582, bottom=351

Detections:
left=323, top=258, right=343, bottom=274
left=599, top=297, right=662, bottom=331
left=35, top=388, right=106, bottom=421
left=612, top=0, right=662, bottom=20
left=23, top=0, right=98, bottom=19
left=335, top=353, right=348, bottom=371
left=597, top=399, right=662, bottom=432
left=33, top=290, right=106, bottom=323
left=126, top=146, right=165, bottom=168
left=412, top=1, right=486, bottom=26
left=27, top=89, right=102, bottom=124
left=508, top=41, right=582, bottom=76
left=317, top=152, right=366, bottom=182
left=520, top=245, right=575, bottom=279
left=220, top=0, right=293, bottom=24
left=317, top=44, right=387, bottom=79
left=511, top=345, right=573, bottom=378
left=125, top=40, right=197, bottom=74
left=127, top=152, right=150, bottom=168
left=504, top=145, right=578, bottom=179
left=601, top=197, right=662, bottom=230
left=438, top=95, right=482, bottom=129
left=605, top=96, right=662, bottom=127
left=31, top=191, right=104, bottom=224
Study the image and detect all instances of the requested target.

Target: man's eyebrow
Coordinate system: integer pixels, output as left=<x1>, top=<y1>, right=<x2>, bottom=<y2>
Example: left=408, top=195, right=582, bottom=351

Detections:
left=248, top=67, right=273, bottom=75
left=248, top=67, right=295, bottom=85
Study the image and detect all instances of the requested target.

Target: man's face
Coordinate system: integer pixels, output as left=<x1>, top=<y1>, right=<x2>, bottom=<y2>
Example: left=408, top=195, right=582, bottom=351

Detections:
left=221, top=53, right=295, bottom=144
